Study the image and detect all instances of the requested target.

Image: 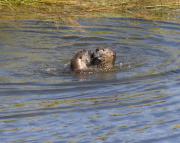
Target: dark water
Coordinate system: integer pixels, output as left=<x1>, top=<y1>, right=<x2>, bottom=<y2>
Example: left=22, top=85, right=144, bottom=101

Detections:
left=0, top=18, right=180, bottom=143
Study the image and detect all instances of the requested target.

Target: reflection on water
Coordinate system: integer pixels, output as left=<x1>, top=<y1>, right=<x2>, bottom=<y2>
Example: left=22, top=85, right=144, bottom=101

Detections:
left=0, top=18, right=180, bottom=142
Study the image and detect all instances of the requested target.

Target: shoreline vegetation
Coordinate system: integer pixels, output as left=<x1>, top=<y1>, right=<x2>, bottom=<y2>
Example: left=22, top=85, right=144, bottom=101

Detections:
left=0, top=0, right=179, bottom=23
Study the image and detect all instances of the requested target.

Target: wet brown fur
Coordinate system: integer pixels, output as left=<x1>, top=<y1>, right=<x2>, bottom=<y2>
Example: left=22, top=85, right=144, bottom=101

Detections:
left=70, top=50, right=92, bottom=73
left=92, top=48, right=116, bottom=69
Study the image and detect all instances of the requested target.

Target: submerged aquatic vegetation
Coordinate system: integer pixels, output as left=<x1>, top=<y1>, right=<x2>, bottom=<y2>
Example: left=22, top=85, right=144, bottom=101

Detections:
left=0, top=0, right=179, bottom=22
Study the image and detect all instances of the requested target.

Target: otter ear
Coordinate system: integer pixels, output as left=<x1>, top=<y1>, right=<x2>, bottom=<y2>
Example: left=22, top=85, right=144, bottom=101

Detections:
left=96, top=48, right=99, bottom=52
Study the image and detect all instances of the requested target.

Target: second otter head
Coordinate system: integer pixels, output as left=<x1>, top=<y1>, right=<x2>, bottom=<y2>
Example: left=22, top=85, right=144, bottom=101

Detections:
left=71, top=50, right=92, bottom=72
left=92, top=48, right=116, bottom=68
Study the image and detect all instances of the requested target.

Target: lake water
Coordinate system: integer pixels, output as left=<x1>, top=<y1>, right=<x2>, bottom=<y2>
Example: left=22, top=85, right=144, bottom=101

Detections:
left=0, top=18, right=180, bottom=143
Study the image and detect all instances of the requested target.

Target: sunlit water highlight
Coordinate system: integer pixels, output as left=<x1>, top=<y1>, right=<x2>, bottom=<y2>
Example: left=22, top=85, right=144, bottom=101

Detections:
left=0, top=18, right=180, bottom=143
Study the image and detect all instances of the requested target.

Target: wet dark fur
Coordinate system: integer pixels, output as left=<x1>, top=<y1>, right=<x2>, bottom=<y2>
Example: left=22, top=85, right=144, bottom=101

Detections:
left=91, top=48, right=116, bottom=69
left=70, top=48, right=116, bottom=73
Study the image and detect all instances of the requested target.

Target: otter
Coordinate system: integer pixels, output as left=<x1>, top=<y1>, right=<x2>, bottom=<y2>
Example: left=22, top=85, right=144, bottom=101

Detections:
left=45, top=48, right=116, bottom=76
left=92, top=48, right=116, bottom=69
left=70, top=49, right=92, bottom=73
left=70, top=48, right=116, bottom=73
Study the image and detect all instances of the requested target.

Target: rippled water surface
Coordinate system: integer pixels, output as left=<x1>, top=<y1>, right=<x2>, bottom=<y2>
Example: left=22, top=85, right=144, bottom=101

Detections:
left=0, top=18, right=180, bottom=143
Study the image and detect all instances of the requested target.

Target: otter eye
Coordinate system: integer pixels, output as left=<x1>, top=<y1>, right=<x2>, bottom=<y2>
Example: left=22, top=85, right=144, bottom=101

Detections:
left=102, top=48, right=105, bottom=51
left=79, top=56, right=82, bottom=59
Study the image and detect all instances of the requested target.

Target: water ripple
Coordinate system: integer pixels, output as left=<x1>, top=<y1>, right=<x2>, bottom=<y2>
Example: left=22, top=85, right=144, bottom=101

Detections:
left=0, top=18, right=180, bottom=143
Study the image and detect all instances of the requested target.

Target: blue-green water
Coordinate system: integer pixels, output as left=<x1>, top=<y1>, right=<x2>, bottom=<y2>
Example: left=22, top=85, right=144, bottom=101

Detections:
left=0, top=18, right=180, bottom=143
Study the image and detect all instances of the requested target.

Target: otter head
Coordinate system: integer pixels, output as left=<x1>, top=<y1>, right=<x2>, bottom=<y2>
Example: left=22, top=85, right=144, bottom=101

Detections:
left=71, top=50, right=93, bottom=72
left=92, top=48, right=116, bottom=68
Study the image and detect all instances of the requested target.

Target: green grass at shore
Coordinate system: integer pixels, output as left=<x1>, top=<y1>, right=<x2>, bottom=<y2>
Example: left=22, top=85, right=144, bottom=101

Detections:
left=0, top=0, right=179, bottom=22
